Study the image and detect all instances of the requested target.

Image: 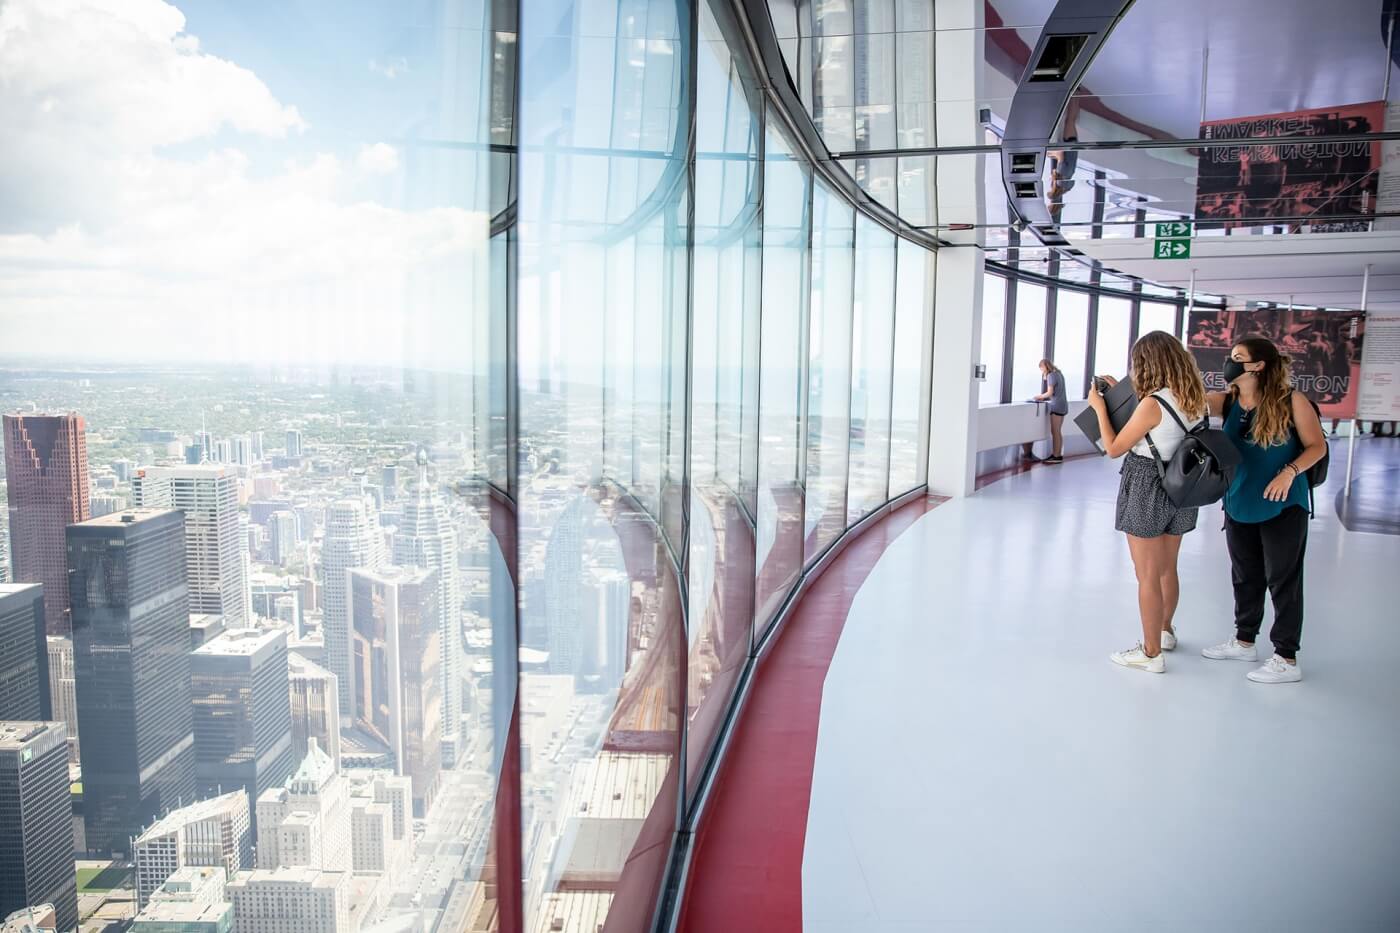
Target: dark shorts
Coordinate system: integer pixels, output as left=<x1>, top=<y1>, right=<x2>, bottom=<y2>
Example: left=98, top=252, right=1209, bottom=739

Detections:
left=1115, top=453, right=1198, bottom=538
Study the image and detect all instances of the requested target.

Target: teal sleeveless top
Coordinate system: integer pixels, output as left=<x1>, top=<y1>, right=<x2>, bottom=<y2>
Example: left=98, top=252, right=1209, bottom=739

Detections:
left=1222, top=398, right=1309, bottom=523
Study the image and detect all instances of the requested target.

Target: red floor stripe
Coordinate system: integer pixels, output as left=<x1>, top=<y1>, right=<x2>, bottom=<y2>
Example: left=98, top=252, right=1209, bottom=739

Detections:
left=677, top=497, right=941, bottom=933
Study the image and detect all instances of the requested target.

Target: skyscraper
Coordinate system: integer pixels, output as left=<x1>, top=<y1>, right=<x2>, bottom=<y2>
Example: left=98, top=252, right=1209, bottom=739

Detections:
left=287, top=653, right=340, bottom=769
left=391, top=475, right=462, bottom=766
left=2, top=413, right=91, bottom=635
left=69, top=509, right=196, bottom=856
left=44, top=637, right=77, bottom=763
left=0, top=722, right=77, bottom=933
left=321, top=499, right=382, bottom=715
left=132, top=466, right=248, bottom=626
left=0, top=584, right=50, bottom=722
left=348, top=566, right=441, bottom=817
left=132, top=790, right=250, bottom=908
left=190, top=628, right=295, bottom=823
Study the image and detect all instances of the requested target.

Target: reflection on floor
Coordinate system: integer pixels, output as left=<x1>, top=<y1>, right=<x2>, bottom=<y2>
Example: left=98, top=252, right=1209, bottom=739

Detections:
left=805, top=456, right=1400, bottom=933
left=1334, top=436, right=1400, bottom=535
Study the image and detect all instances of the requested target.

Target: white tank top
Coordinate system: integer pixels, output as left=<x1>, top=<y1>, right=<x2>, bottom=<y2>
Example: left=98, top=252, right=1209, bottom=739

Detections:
left=1132, top=389, right=1203, bottom=460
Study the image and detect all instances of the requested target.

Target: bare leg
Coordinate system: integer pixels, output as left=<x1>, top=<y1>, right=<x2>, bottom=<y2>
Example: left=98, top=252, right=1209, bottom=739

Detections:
left=1126, top=534, right=1167, bottom=656
left=1160, top=533, right=1183, bottom=634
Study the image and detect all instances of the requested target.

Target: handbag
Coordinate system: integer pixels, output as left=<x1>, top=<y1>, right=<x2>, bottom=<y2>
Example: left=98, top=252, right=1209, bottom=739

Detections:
left=1143, top=394, right=1242, bottom=508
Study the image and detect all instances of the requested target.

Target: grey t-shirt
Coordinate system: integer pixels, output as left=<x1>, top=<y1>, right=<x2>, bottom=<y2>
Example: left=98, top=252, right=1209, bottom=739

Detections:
left=1044, top=371, right=1069, bottom=415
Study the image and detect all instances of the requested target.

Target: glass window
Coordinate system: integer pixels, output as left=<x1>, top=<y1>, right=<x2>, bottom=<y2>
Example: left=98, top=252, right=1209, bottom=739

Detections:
left=754, top=120, right=810, bottom=633
left=1011, top=281, right=1048, bottom=401
left=804, top=183, right=855, bottom=562
left=848, top=216, right=896, bottom=523
left=1053, top=289, right=1090, bottom=400
left=1095, top=295, right=1134, bottom=380
left=1139, top=301, right=1177, bottom=339
left=980, top=274, right=1008, bottom=406
left=890, top=240, right=933, bottom=497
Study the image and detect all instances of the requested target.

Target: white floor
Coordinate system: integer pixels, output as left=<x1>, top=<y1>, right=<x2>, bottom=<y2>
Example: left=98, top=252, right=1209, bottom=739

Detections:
left=804, top=456, right=1400, bottom=933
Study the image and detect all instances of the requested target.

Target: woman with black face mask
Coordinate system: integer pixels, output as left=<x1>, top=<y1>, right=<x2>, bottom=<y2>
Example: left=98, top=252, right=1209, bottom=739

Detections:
left=1201, top=336, right=1328, bottom=683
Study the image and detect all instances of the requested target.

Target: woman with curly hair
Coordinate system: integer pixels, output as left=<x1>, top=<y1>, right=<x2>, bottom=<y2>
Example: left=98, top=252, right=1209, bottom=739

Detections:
left=1087, top=331, right=1208, bottom=674
left=1200, top=335, right=1327, bottom=684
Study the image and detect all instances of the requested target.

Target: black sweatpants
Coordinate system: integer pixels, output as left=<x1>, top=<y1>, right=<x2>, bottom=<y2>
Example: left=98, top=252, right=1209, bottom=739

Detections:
left=1225, top=506, right=1308, bottom=660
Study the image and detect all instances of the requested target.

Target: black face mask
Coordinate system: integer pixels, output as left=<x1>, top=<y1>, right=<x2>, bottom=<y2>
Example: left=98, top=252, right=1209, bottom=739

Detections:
left=1223, top=359, right=1248, bottom=383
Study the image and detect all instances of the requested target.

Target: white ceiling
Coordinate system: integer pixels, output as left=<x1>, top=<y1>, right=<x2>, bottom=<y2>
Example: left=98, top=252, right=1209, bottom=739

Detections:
left=1076, top=229, right=1400, bottom=311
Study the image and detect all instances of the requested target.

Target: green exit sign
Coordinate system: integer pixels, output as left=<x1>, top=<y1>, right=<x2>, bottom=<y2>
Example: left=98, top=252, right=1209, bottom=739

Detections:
left=1154, top=238, right=1191, bottom=259
left=1155, top=221, right=1192, bottom=237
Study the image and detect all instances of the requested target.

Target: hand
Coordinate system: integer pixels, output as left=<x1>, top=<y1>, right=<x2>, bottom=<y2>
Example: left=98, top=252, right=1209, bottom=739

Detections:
left=1263, top=470, right=1295, bottom=502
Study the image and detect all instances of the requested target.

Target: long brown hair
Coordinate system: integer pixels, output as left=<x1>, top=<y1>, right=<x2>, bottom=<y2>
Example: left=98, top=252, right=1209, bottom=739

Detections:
left=1230, top=335, right=1294, bottom=447
left=1130, top=331, right=1206, bottom=419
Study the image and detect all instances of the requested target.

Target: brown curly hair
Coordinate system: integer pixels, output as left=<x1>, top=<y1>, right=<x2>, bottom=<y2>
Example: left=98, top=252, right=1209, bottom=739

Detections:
left=1130, top=331, right=1207, bottom=419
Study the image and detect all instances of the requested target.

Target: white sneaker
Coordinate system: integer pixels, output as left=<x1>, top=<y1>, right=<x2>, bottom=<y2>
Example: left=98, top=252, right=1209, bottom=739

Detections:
left=1247, top=654, right=1302, bottom=684
left=1161, top=629, right=1178, bottom=652
left=1111, top=643, right=1165, bottom=673
left=1202, top=637, right=1258, bottom=661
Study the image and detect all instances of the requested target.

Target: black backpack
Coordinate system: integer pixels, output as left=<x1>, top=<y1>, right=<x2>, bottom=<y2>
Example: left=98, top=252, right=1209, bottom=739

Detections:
left=1223, top=393, right=1329, bottom=516
left=1143, top=395, right=1242, bottom=509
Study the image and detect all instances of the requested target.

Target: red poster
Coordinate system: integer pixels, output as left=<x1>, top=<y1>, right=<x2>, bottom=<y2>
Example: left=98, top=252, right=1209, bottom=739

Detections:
left=1196, top=102, right=1383, bottom=232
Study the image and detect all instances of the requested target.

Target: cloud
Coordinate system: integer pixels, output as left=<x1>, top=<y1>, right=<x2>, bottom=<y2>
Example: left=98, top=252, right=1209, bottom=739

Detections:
left=0, top=0, right=491, bottom=368
left=357, top=143, right=400, bottom=176
left=369, top=57, right=408, bottom=79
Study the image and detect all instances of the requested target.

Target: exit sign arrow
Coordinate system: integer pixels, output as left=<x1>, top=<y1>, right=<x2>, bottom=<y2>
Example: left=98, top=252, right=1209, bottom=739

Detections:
left=1155, top=221, right=1192, bottom=238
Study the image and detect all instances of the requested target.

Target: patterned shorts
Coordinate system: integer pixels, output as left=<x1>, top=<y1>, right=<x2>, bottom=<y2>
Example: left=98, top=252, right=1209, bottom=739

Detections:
left=1115, top=453, right=1199, bottom=538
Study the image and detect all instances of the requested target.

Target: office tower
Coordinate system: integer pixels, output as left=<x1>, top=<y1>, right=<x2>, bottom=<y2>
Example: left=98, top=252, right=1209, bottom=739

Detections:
left=132, top=466, right=249, bottom=626
left=0, top=722, right=77, bottom=933
left=287, top=653, right=340, bottom=769
left=43, top=638, right=76, bottom=763
left=255, top=740, right=350, bottom=871
left=391, top=477, right=462, bottom=766
left=347, top=771, right=411, bottom=875
left=69, top=509, right=196, bottom=855
left=130, top=867, right=232, bottom=933
left=284, top=430, right=303, bottom=458
left=190, top=628, right=295, bottom=821
left=0, top=585, right=50, bottom=721
left=268, top=511, right=297, bottom=567
left=348, top=566, right=441, bottom=817
left=189, top=614, right=226, bottom=651
left=227, top=868, right=351, bottom=933
left=2, top=413, right=91, bottom=635
left=132, top=790, right=250, bottom=909
left=321, top=500, right=382, bottom=715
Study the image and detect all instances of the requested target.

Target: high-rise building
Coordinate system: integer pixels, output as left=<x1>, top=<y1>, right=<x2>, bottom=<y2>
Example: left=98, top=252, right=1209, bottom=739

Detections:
left=0, top=722, right=77, bottom=933
left=2, top=413, right=91, bottom=635
left=190, top=628, right=295, bottom=823
left=130, top=866, right=232, bottom=933
left=69, top=509, right=196, bottom=856
left=268, top=511, right=297, bottom=567
left=391, top=477, right=462, bottom=766
left=43, top=638, right=77, bottom=763
left=321, top=500, right=382, bottom=715
left=0, top=585, right=50, bottom=722
left=132, top=466, right=248, bottom=626
left=287, top=653, right=340, bottom=769
left=227, top=867, right=352, bottom=933
left=284, top=430, right=303, bottom=459
left=132, top=790, right=250, bottom=909
left=348, top=566, right=441, bottom=817
left=255, top=740, right=350, bottom=872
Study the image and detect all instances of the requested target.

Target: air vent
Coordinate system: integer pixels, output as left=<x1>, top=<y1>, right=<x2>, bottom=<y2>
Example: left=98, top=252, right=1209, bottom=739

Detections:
left=1029, top=34, right=1091, bottom=83
left=1013, top=181, right=1039, bottom=200
left=1010, top=152, right=1039, bottom=174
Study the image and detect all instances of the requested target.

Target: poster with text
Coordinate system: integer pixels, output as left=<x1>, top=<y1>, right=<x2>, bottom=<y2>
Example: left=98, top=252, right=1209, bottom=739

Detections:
left=1358, top=312, right=1400, bottom=420
left=1186, top=307, right=1366, bottom=419
left=1196, top=101, right=1383, bottom=232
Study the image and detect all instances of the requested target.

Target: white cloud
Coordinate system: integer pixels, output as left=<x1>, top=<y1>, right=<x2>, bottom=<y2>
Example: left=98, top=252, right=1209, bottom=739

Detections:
left=357, top=143, right=400, bottom=176
left=369, top=57, right=408, bottom=79
left=0, top=0, right=490, bottom=368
